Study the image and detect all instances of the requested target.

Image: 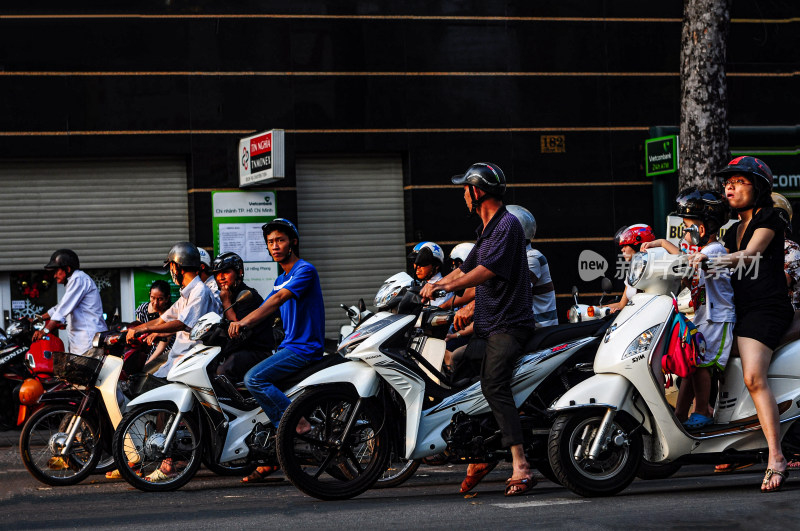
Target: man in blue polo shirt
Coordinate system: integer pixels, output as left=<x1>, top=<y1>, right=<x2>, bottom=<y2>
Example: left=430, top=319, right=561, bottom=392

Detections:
left=228, top=218, right=325, bottom=482
left=421, top=162, right=536, bottom=497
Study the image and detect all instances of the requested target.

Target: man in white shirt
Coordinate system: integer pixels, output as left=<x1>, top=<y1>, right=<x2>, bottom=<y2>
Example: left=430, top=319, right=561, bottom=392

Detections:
left=126, top=242, right=220, bottom=378
left=33, top=249, right=108, bottom=354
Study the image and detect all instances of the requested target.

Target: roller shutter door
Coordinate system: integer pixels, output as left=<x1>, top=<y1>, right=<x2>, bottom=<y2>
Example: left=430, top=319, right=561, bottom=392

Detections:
left=296, top=157, right=406, bottom=338
left=0, top=159, right=189, bottom=270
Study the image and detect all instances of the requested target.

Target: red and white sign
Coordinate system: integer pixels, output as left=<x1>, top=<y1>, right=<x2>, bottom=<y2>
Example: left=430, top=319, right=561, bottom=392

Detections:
left=239, top=129, right=285, bottom=187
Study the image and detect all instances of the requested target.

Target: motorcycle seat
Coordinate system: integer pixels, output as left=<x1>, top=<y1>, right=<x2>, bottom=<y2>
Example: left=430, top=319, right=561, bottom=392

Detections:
left=523, top=318, right=610, bottom=353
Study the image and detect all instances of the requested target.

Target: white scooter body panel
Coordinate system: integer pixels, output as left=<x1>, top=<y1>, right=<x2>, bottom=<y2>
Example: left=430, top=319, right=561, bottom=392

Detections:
left=285, top=360, right=380, bottom=400
left=218, top=404, right=269, bottom=463
left=95, top=355, right=124, bottom=428
left=126, top=383, right=196, bottom=413
left=409, top=337, right=598, bottom=460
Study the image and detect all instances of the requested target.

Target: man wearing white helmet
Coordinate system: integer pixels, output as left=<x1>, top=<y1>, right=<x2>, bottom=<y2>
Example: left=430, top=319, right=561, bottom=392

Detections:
left=409, top=241, right=453, bottom=307
left=198, top=247, right=222, bottom=308
left=506, top=205, right=558, bottom=328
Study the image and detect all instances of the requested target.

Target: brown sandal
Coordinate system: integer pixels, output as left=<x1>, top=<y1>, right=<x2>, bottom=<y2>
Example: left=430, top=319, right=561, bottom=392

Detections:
left=242, top=465, right=280, bottom=483
left=504, top=476, right=537, bottom=497
left=459, top=462, right=498, bottom=493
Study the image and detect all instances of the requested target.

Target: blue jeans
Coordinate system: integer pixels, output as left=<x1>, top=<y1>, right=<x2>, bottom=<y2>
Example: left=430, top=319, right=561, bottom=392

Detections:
left=244, top=347, right=320, bottom=427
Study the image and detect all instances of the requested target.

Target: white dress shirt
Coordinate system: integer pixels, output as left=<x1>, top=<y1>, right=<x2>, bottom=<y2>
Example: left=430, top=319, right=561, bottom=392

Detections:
left=47, top=270, right=108, bottom=354
left=154, top=275, right=220, bottom=377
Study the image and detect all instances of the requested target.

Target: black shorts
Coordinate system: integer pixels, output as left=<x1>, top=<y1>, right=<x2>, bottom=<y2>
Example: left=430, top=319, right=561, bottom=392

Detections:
left=734, top=301, right=793, bottom=351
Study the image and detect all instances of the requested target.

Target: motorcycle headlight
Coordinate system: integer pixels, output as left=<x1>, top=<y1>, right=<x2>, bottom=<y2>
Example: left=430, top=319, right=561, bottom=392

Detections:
left=190, top=320, right=215, bottom=341
left=621, top=325, right=661, bottom=360
left=6, top=322, right=23, bottom=338
left=374, top=283, right=401, bottom=309
left=627, top=252, right=648, bottom=288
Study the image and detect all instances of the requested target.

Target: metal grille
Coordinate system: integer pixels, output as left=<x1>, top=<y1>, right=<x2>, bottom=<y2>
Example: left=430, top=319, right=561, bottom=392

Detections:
left=0, top=159, right=189, bottom=270
left=296, top=157, right=406, bottom=338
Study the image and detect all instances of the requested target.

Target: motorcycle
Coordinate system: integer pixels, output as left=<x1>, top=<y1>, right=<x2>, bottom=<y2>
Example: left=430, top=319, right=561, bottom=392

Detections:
left=546, top=248, right=800, bottom=497
left=110, top=290, right=353, bottom=491
left=272, top=285, right=613, bottom=500
left=0, top=317, right=64, bottom=429
left=18, top=328, right=156, bottom=485
left=567, top=278, right=614, bottom=323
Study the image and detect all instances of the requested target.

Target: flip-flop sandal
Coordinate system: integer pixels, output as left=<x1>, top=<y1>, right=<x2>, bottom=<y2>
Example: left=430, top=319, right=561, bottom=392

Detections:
left=459, top=461, right=499, bottom=493
left=504, top=477, right=537, bottom=497
left=47, top=457, right=69, bottom=471
left=761, top=468, right=789, bottom=493
left=242, top=466, right=281, bottom=483
left=105, top=469, right=121, bottom=479
left=145, top=468, right=177, bottom=482
left=683, top=413, right=713, bottom=429
left=714, top=462, right=755, bottom=473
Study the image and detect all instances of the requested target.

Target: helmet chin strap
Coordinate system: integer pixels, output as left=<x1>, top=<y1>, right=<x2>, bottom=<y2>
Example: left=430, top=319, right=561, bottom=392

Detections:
left=468, top=185, right=489, bottom=214
left=170, top=265, right=185, bottom=287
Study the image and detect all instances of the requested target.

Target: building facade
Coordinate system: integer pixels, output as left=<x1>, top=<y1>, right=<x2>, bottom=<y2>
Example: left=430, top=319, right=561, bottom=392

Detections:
left=0, top=2, right=797, bottom=337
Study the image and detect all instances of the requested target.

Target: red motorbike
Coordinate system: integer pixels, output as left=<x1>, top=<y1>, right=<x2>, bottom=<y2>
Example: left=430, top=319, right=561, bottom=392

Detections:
left=0, top=318, right=64, bottom=429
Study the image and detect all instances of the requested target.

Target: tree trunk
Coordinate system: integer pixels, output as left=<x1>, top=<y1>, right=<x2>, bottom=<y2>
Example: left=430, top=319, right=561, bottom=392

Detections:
left=679, top=0, right=731, bottom=190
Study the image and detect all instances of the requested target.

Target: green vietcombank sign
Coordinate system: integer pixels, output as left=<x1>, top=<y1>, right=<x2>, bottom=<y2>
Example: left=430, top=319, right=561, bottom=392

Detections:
left=645, top=135, right=679, bottom=177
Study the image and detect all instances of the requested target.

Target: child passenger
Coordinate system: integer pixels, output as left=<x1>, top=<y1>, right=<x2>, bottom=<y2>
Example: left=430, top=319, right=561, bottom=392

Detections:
left=642, top=188, right=735, bottom=429
left=605, top=224, right=655, bottom=313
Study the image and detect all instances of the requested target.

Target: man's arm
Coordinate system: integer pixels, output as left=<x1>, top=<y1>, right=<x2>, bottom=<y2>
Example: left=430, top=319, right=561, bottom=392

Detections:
left=125, top=317, right=186, bottom=343
left=229, top=288, right=293, bottom=338
left=421, top=265, right=495, bottom=300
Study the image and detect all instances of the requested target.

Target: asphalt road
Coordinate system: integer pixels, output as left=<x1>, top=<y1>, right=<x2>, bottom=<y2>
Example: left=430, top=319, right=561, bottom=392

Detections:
left=1, top=427, right=798, bottom=530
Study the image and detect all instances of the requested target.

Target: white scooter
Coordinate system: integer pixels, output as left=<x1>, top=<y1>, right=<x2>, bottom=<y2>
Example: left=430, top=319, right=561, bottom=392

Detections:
left=273, top=286, right=612, bottom=500
left=547, top=248, right=800, bottom=497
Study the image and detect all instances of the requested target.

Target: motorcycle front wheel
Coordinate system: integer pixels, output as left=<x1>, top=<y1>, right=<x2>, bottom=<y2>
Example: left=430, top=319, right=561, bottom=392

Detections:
left=375, top=446, right=421, bottom=488
left=19, top=405, right=103, bottom=486
left=112, top=402, right=202, bottom=492
left=276, top=387, right=391, bottom=500
left=548, top=410, right=642, bottom=497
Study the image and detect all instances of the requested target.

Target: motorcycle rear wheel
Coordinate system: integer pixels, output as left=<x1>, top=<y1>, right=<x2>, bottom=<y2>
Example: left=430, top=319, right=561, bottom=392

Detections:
left=112, top=402, right=202, bottom=492
left=20, top=405, right=103, bottom=486
left=276, top=387, right=391, bottom=500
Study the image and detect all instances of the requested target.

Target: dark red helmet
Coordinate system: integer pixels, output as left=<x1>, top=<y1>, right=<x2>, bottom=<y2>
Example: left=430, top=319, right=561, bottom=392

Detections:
left=617, top=224, right=655, bottom=248
left=716, top=156, right=773, bottom=189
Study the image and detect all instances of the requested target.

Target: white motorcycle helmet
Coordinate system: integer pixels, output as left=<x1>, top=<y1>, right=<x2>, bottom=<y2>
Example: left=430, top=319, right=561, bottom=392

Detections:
left=506, top=205, right=537, bottom=241
left=197, top=247, right=211, bottom=272
left=374, top=272, right=415, bottom=311
left=449, top=242, right=475, bottom=269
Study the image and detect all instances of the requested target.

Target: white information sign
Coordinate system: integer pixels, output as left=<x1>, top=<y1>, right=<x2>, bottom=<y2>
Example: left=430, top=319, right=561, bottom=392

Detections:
left=245, top=263, right=280, bottom=303
left=238, top=129, right=285, bottom=187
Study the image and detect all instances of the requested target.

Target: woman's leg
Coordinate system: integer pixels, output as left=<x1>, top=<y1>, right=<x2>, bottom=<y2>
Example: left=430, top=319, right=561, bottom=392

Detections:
left=738, top=336, right=787, bottom=490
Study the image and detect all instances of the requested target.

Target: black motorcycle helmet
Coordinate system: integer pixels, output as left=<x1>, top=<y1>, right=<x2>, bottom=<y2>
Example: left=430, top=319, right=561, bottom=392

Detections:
left=262, top=218, right=300, bottom=259
left=716, top=155, right=774, bottom=210
left=44, top=249, right=80, bottom=273
left=451, top=162, right=507, bottom=213
left=675, top=187, right=731, bottom=243
left=211, top=252, right=245, bottom=280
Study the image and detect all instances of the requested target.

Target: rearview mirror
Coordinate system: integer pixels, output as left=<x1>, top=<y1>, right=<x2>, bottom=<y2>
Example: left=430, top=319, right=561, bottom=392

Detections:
left=600, top=277, right=613, bottom=294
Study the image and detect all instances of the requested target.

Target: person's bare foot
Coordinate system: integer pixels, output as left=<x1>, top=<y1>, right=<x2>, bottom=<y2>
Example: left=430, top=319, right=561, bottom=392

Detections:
left=762, top=457, right=788, bottom=492
left=506, top=462, right=535, bottom=495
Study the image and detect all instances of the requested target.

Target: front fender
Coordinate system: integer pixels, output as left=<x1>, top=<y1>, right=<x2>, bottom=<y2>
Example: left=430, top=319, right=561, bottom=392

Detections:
left=124, top=383, right=195, bottom=413
left=285, top=361, right=379, bottom=399
left=40, top=389, right=86, bottom=405
left=550, top=373, right=652, bottom=433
